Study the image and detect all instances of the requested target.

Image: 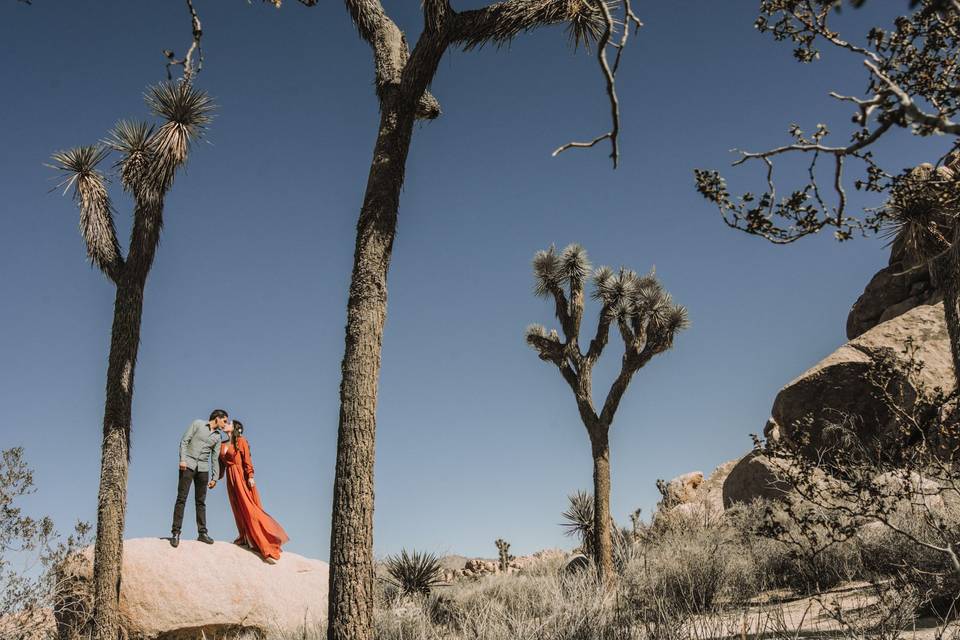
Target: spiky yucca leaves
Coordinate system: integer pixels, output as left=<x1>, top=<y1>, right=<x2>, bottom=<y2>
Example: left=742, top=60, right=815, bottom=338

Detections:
left=565, top=0, right=611, bottom=50
left=107, top=120, right=154, bottom=196
left=144, top=81, right=213, bottom=192
left=51, top=146, right=123, bottom=279
left=383, top=549, right=445, bottom=597
left=453, top=0, right=609, bottom=51
left=561, top=490, right=595, bottom=556
left=884, top=164, right=960, bottom=265
left=592, top=266, right=689, bottom=353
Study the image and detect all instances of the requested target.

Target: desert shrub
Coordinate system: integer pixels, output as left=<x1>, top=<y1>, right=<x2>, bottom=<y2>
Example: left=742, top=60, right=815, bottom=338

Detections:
left=860, top=515, right=960, bottom=616
left=728, top=497, right=863, bottom=595
left=0, top=448, right=91, bottom=640
left=628, top=505, right=762, bottom=614
left=382, top=549, right=445, bottom=597
left=376, top=569, right=640, bottom=640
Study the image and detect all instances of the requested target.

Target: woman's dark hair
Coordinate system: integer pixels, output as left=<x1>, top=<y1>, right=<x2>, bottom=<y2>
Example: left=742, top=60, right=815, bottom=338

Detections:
left=230, top=420, right=245, bottom=448
left=209, top=408, right=229, bottom=422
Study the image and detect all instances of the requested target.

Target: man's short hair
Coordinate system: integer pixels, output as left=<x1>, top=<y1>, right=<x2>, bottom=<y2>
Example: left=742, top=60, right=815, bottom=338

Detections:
left=209, top=409, right=229, bottom=422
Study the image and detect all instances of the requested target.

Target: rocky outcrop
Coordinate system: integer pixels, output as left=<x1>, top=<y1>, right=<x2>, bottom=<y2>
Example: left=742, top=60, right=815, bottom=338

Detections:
left=774, top=302, right=953, bottom=451
left=656, top=460, right=738, bottom=516
left=846, top=236, right=940, bottom=340
left=657, top=471, right=704, bottom=508
left=56, top=538, right=328, bottom=640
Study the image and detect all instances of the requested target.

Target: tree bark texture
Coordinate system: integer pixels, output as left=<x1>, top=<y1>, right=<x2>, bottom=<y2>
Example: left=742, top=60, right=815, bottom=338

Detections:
left=90, top=279, right=145, bottom=640
left=326, top=98, right=417, bottom=640
left=589, top=428, right=614, bottom=583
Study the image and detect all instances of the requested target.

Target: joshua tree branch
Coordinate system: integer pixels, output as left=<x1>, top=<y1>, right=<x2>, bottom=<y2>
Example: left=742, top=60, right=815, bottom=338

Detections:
left=586, top=307, right=612, bottom=362
left=450, top=0, right=599, bottom=49
left=297, top=0, right=441, bottom=119
left=547, top=285, right=575, bottom=341
left=422, top=0, right=452, bottom=34
left=599, top=355, right=642, bottom=426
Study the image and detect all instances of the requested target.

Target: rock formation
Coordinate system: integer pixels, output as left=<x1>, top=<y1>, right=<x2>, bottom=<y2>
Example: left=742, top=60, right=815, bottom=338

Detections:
left=56, top=538, right=328, bottom=640
left=846, top=236, right=940, bottom=340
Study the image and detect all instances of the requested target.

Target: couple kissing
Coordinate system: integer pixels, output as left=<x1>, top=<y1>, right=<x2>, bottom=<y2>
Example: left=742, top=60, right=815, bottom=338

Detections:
left=169, top=409, right=289, bottom=564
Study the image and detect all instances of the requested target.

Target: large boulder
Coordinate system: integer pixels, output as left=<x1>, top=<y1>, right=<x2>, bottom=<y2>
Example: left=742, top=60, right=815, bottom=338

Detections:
left=774, top=302, right=953, bottom=451
left=56, top=538, right=328, bottom=639
left=721, top=451, right=793, bottom=508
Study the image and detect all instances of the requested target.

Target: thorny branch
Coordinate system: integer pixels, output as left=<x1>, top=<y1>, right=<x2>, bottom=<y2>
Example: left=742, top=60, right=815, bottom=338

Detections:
left=164, top=0, right=203, bottom=82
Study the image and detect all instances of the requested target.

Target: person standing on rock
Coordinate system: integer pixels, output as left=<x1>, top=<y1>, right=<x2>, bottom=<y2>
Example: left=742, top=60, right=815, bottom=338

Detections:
left=170, top=409, right=229, bottom=547
left=219, top=419, right=288, bottom=564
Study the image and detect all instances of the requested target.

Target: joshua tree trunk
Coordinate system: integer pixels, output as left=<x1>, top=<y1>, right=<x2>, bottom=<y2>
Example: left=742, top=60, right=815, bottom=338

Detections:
left=589, top=427, right=614, bottom=582
left=91, top=279, right=144, bottom=640
left=327, top=96, right=418, bottom=640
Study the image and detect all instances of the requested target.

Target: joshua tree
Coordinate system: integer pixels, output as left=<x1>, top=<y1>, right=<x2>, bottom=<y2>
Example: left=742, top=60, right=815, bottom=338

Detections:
left=263, top=1, right=643, bottom=637
left=525, top=244, right=688, bottom=581
left=495, top=538, right=513, bottom=572
left=50, top=78, right=212, bottom=639
left=694, top=0, right=960, bottom=388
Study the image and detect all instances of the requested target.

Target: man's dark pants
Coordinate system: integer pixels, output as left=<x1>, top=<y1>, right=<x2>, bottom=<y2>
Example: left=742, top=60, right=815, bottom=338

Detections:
left=171, top=467, right=209, bottom=536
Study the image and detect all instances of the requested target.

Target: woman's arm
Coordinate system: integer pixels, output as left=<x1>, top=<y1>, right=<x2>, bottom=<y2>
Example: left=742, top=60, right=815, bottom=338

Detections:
left=240, top=438, right=255, bottom=480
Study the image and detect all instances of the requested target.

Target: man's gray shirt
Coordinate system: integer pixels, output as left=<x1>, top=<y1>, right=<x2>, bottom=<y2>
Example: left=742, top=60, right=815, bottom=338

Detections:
left=179, top=420, right=222, bottom=479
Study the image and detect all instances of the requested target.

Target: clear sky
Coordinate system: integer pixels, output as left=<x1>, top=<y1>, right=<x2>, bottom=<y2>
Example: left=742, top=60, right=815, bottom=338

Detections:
left=0, top=1, right=946, bottom=562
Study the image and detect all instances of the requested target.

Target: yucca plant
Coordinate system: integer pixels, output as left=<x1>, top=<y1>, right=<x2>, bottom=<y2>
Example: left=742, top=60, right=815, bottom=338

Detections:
left=527, top=244, right=688, bottom=582
left=382, top=549, right=445, bottom=597
left=50, top=79, right=212, bottom=640
left=561, top=491, right=595, bottom=558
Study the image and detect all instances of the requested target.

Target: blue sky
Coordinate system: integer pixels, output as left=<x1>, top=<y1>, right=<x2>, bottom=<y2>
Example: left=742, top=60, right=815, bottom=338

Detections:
left=0, top=1, right=945, bottom=561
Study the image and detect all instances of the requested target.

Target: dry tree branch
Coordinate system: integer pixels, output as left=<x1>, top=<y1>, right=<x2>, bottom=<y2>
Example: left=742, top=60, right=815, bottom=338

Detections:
left=164, top=0, right=204, bottom=82
left=552, top=0, right=641, bottom=168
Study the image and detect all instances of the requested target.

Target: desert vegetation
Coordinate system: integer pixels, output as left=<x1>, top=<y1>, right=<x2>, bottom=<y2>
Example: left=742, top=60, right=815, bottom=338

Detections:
left=9, top=0, right=960, bottom=638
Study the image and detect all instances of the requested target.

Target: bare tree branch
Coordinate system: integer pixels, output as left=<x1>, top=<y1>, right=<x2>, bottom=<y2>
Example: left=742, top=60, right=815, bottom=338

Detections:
left=164, top=0, right=204, bottom=82
left=552, top=0, right=634, bottom=168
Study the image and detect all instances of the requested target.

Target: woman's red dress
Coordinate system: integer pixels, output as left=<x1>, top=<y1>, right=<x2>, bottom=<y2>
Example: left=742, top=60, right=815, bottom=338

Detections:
left=219, top=437, right=289, bottom=560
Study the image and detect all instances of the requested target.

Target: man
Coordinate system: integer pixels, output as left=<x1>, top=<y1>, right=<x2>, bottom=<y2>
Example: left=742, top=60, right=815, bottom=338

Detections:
left=170, top=409, right=229, bottom=547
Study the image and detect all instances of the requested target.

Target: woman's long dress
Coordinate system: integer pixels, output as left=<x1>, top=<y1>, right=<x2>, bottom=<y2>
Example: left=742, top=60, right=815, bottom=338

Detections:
left=219, top=437, right=289, bottom=560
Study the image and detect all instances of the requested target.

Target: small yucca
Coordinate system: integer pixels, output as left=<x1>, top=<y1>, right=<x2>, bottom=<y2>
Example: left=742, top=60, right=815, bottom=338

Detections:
left=383, top=549, right=445, bottom=597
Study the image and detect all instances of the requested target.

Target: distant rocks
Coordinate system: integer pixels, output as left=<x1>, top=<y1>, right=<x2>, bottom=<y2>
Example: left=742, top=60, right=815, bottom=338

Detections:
left=440, top=549, right=568, bottom=582
left=657, top=460, right=736, bottom=517
left=56, top=538, right=328, bottom=640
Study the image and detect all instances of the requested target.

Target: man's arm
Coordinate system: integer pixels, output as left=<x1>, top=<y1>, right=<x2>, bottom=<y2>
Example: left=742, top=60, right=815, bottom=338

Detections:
left=208, top=435, right=220, bottom=486
left=179, top=421, right=197, bottom=468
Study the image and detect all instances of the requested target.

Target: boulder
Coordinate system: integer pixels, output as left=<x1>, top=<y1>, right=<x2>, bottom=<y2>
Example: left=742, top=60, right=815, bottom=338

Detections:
left=774, top=303, right=954, bottom=451
left=846, top=210, right=940, bottom=340
left=56, top=538, right=328, bottom=640
left=722, top=451, right=793, bottom=508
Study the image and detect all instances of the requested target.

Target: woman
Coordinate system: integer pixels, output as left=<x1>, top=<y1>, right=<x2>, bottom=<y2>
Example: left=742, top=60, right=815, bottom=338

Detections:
left=219, top=419, right=289, bottom=563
